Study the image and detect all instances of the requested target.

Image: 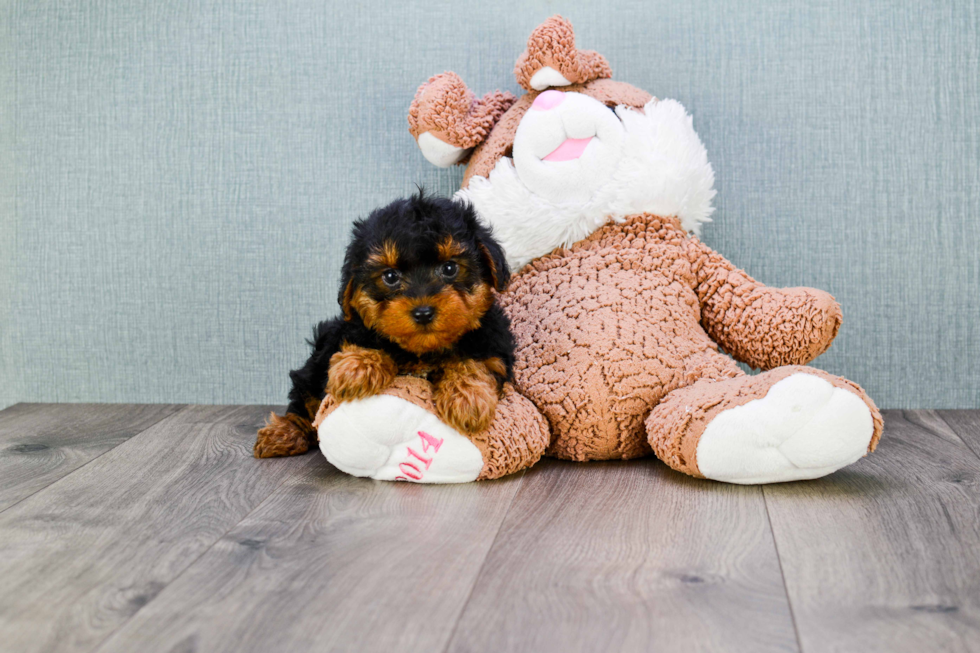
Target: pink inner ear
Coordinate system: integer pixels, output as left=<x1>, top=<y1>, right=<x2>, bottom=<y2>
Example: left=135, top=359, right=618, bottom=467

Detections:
left=543, top=137, right=593, bottom=162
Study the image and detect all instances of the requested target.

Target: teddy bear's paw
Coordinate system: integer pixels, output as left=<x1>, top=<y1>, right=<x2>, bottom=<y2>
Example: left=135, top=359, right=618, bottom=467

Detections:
left=695, top=373, right=874, bottom=485
left=317, top=394, right=485, bottom=483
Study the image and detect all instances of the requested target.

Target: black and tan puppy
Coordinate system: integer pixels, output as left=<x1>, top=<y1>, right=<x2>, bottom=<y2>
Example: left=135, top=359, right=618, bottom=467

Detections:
left=254, top=193, right=514, bottom=458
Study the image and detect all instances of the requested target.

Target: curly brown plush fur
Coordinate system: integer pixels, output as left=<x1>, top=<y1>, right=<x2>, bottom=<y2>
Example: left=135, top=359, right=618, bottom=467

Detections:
left=407, top=72, right=516, bottom=152
left=513, top=15, right=612, bottom=91
left=498, top=213, right=879, bottom=462
left=384, top=15, right=884, bottom=483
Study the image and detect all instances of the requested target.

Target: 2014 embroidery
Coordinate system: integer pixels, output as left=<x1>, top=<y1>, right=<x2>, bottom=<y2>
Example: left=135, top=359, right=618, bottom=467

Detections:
left=395, top=430, right=444, bottom=481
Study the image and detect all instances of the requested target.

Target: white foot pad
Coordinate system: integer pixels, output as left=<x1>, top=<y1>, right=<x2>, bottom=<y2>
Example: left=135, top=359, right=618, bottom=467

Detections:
left=696, top=373, right=874, bottom=484
left=318, top=394, right=484, bottom=483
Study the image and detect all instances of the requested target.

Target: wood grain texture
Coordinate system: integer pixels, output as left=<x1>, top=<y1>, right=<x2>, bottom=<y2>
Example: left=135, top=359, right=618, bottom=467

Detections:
left=93, top=460, right=525, bottom=653
left=4, top=405, right=980, bottom=653
left=446, top=459, right=799, bottom=653
left=0, top=405, right=307, bottom=653
left=0, top=403, right=182, bottom=512
left=764, top=410, right=980, bottom=653
left=938, top=410, right=980, bottom=461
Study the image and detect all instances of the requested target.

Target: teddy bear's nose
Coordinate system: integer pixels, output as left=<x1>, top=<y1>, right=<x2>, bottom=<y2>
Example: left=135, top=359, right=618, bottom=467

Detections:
left=531, top=90, right=565, bottom=111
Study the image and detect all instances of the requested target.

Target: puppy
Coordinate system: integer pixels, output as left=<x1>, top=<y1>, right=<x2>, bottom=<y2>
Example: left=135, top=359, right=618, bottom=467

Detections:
left=254, top=192, right=514, bottom=458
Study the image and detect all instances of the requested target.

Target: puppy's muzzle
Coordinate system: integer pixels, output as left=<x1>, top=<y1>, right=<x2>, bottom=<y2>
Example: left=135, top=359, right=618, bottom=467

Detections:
left=411, top=305, right=436, bottom=325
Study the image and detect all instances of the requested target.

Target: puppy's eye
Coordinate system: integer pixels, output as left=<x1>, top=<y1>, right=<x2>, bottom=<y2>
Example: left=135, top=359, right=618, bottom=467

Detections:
left=440, top=261, right=458, bottom=279
left=381, top=269, right=401, bottom=287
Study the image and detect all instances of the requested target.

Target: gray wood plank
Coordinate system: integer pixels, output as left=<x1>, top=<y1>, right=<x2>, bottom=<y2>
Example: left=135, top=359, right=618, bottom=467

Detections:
left=938, top=410, right=980, bottom=461
left=0, top=404, right=308, bottom=653
left=763, top=410, right=980, bottom=653
left=93, top=462, right=525, bottom=653
left=0, top=403, right=182, bottom=512
left=446, top=459, right=799, bottom=653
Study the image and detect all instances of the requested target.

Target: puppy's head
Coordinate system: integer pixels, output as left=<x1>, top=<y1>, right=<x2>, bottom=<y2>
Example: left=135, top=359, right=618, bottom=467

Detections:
left=339, top=192, right=509, bottom=355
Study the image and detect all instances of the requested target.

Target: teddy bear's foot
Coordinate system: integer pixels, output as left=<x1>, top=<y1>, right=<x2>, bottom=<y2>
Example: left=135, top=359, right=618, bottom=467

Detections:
left=313, top=376, right=550, bottom=483
left=317, top=393, right=484, bottom=484
left=647, top=367, right=883, bottom=484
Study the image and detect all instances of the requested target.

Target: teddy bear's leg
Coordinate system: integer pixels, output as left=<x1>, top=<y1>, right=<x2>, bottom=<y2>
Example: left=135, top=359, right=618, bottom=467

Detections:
left=314, top=377, right=550, bottom=483
left=646, top=366, right=883, bottom=484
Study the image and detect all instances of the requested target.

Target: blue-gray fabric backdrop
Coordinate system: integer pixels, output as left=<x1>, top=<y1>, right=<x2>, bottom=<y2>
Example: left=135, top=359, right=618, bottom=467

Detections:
left=1, top=0, right=978, bottom=410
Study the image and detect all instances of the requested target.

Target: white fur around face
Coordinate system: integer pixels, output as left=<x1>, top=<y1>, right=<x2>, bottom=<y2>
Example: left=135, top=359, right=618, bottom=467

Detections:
left=696, top=373, right=874, bottom=485
left=318, top=394, right=484, bottom=483
left=512, top=92, right=624, bottom=205
left=457, top=97, right=716, bottom=272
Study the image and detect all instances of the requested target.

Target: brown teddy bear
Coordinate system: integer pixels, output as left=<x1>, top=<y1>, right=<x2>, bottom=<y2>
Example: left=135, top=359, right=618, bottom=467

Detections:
left=314, top=15, right=882, bottom=484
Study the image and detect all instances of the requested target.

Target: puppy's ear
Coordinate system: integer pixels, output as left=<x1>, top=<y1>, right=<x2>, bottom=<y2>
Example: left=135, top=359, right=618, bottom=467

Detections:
left=338, top=224, right=362, bottom=321
left=476, top=230, right=510, bottom=291
left=455, top=199, right=510, bottom=291
left=340, top=279, right=354, bottom=321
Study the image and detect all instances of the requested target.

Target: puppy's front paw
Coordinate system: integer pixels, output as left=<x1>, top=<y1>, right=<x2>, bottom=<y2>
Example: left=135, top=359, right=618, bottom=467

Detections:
left=327, top=344, right=398, bottom=402
left=434, top=360, right=499, bottom=435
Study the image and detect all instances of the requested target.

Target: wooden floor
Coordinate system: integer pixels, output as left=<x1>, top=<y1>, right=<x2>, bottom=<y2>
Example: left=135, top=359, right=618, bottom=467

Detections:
left=0, top=405, right=978, bottom=653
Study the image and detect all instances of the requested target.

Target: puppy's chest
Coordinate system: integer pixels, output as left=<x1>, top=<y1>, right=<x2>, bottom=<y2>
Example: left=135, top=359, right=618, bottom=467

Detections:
left=397, top=359, right=440, bottom=379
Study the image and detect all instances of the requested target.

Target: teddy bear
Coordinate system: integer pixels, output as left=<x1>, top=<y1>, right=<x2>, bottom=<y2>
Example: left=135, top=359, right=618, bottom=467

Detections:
left=314, top=15, right=882, bottom=484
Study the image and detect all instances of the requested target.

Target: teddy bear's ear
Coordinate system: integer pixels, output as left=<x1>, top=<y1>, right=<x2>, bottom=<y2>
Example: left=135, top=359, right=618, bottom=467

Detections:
left=408, top=72, right=517, bottom=168
left=514, top=15, right=612, bottom=92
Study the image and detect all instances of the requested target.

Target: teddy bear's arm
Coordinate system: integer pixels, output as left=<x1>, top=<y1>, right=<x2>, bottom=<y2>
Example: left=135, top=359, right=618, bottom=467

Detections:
left=686, top=237, right=843, bottom=370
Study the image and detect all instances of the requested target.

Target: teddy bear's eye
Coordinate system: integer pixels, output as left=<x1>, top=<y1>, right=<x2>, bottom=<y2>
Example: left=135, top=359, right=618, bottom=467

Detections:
left=440, top=261, right=459, bottom=279
left=381, top=269, right=401, bottom=287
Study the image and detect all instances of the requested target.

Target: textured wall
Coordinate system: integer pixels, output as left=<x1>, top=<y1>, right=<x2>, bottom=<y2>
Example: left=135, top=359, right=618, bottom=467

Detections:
left=1, top=0, right=978, bottom=409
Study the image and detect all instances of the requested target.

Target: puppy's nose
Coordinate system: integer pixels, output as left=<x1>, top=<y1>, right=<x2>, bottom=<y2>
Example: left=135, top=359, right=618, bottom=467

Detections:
left=411, top=305, right=436, bottom=325
left=531, top=89, right=565, bottom=111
